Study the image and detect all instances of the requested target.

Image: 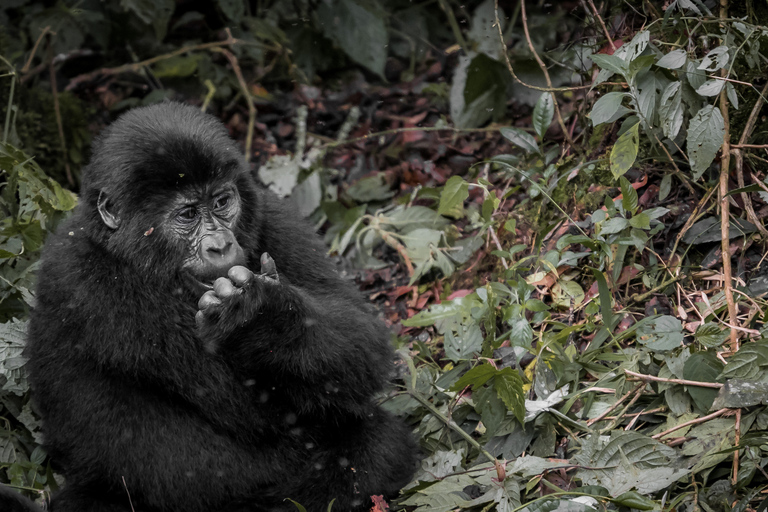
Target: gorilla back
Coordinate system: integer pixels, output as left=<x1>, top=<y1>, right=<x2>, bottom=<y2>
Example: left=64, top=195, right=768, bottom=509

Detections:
left=23, top=102, right=418, bottom=512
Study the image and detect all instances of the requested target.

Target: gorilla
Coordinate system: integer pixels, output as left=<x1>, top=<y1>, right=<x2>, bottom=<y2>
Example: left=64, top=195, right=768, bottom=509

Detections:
left=4, top=102, right=418, bottom=511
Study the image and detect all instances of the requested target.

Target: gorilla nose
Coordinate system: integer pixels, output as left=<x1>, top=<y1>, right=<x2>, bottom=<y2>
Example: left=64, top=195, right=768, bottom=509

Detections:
left=201, top=233, right=245, bottom=274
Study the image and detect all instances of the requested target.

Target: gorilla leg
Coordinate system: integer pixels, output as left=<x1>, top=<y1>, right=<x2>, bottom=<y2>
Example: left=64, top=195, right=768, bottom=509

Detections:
left=290, top=409, right=419, bottom=511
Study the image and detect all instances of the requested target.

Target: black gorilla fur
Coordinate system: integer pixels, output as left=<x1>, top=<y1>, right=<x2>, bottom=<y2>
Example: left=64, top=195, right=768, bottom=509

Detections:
left=14, top=102, right=418, bottom=511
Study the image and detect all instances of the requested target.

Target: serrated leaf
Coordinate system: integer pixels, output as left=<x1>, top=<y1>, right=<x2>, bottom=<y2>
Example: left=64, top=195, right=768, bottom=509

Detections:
left=694, top=322, right=729, bottom=348
left=590, top=92, right=630, bottom=126
left=609, top=122, right=639, bottom=179
left=687, top=105, right=725, bottom=180
left=500, top=127, right=540, bottom=154
left=533, top=92, right=555, bottom=138
left=721, top=341, right=768, bottom=379
left=656, top=49, right=687, bottom=69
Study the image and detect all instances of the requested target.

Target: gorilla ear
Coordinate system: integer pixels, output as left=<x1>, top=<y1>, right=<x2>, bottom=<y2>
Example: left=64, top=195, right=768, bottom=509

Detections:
left=97, top=191, right=120, bottom=229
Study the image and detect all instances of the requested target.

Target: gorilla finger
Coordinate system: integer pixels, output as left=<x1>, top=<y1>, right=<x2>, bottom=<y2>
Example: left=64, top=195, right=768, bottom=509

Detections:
left=260, top=252, right=279, bottom=281
left=213, top=277, right=237, bottom=297
left=195, top=310, right=205, bottom=328
left=198, top=290, right=222, bottom=310
left=228, top=265, right=253, bottom=286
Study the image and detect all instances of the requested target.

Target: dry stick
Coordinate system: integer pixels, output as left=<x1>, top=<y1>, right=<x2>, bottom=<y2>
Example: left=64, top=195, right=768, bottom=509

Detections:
left=651, top=408, right=729, bottom=440
left=64, top=34, right=250, bottom=91
left=437, top=0, right=468, bottom=50
left=601, top=385, right=644, bottom=432
left=519, top=0, right=578, bottom=154
left=718, top=0, right=738, bottom=352
left=669, top=187, right=717, bottom=260
left=586, top=0, right=617, bottom=51
left=215, top=46, right=256, bottom=163
left=22, top=26, right=50, bottom=74
left=322, top=125, right=496, bottom=150
left=733, top=149, right=768, bottom=238
left=586, top=383, right=643, bottom=426
left=48, top=39, right=74, bottom=187
left=492, top=0, right=591, bottom=93
left=732, top=143, right=768, bottom=149
left=625, top=369, right=724, bottom=388
left=733, top=66, right=768, bottom=239
left=732, top=408, right=741, bottom=486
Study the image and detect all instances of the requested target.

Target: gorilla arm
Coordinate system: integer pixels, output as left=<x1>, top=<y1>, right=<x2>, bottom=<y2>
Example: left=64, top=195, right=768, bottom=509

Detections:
left=196, top=203, right=396, bottom=416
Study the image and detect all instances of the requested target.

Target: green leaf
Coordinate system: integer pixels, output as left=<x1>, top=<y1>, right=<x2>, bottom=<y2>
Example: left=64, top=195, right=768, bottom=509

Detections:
left=695, top=79, right=725, bottom=97
left=500, top=127, right=540, bottom=154
left=438, top=176, right=469, bottom=219
left=451, top=363, right=497, bottom=391
left=494, top=368, right=525, bottom=424
left=590, top=54, right=628, bottom=79
left=628, top=212, right=650, bottom=229
left=699, top=45, right=729, bottom=71
left=636, top=315, right=683, bottom=351
left=217, top=0, right=244, bottom=21
left=694, top=322, right=729, bottom=348
left=532, top=92, right=555, bottom=138
left=120, top=0, right=174, bottom=40
left=687, top=105, right=725, bottom=180
left=659, top=175, right=672, bottom=200
left=619, top=177, right=638, bottom=213
left=683, top=352, right=723, bottom=411
left=317, top=0, right=388, bottom=78
left=659, top=81, right=684, bottom=139
left=590, top=92, right=630, bottom=126
left=599, top=217, right=629, bottom=235
left=656, top=49, right=687, bottom=69
left=609, top=122, right=639, bottom=179
left=612, top=491, right=656, bottom=510
left=153, top=55, right=201, bottom=78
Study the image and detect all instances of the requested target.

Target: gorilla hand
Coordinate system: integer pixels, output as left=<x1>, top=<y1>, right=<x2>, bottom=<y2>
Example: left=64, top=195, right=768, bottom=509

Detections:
left=196, top=252, right=282, bottom=352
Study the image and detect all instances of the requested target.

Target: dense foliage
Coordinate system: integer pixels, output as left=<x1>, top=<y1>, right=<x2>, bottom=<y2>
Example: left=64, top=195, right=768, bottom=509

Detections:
left=2, top=0, right=768, bottom=510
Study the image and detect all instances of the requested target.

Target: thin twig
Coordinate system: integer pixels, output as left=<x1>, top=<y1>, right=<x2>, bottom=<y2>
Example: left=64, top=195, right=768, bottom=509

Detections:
left=215, top=44, right=256, bottom=163
left=586, top=0, right=617, bottom=51
left=407, top=390, right=497, bottom=464
left=625, top=369, right=723, bottom=389
left=586, top=383, right=643, bottom=426
left=732, top=408, right=741, bottom=485
left=669, top=187, right=717, bottom=266
left=65, top=34, right=255, bottom=91
left=48, top=37, right=74, bottom=187
left=493, top=0, right=591, bottom=93
left=651, top=408, right=729, bottom=440
left=718, top=0, right=738, bottom=351
left=22, top=26, right=51, bottom=74
left=519, top=0, right=578, bottom=153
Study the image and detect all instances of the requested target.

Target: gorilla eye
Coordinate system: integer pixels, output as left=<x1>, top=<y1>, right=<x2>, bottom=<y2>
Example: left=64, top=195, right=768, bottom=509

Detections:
left=177, top=207, right=198, bottom=223
left=214, top=194, right=231, bottom=210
